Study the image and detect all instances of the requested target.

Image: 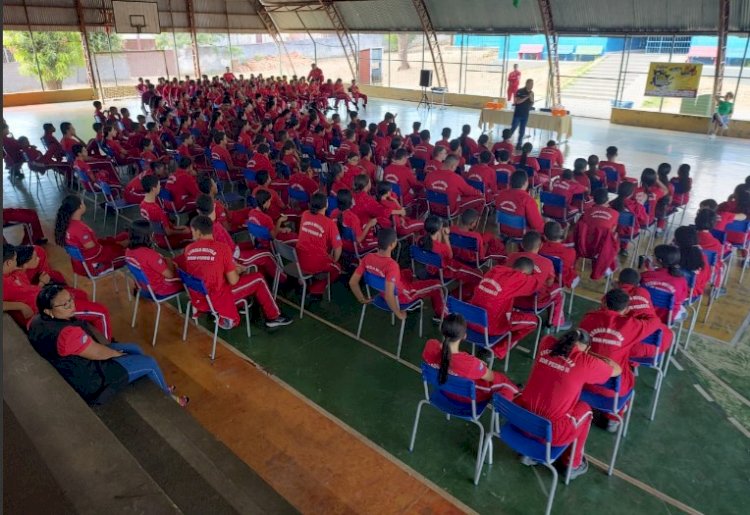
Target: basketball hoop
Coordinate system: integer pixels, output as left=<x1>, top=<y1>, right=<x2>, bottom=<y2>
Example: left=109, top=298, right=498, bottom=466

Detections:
left=129, top=14, right=147, bottom=35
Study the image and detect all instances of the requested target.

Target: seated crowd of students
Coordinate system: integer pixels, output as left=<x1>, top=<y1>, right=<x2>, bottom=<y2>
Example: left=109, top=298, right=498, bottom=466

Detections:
left=4, top=70, right=750, bottom=480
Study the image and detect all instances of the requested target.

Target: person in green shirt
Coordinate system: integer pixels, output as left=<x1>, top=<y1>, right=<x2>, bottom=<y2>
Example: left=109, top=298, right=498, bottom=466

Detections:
left=711, top=91, right=734, bottom=137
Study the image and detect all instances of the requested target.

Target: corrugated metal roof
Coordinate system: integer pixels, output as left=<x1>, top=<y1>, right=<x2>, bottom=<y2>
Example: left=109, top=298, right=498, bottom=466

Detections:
left=3, top=0, right=749, bottom=33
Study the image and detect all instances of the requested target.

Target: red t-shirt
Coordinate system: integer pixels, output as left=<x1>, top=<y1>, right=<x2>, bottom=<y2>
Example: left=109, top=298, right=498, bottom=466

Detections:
left=65, top=219, right=101, bottom=261
left=125, top=247, right=174, bottom=295
left=140, top=199, right=172, bottom=229
left=383, top=163, right=420, bottom=198
left=539, top=241, right=577, bottom=288
left=495, top=188, right=544, bottom=234
left=296, top=211, right=342, bottom=257
left=617, top=283, right=656, bottom=317
left=470, top=265, right=543, bottom=335
left=182, top=238, right=235, bottom=298
left=166, top=169, right=200, bottom=209
left=3, top=271, right=40, bottom=316
left=356, top=252, right=404, bottom=294
left=538, top=147, right=564, bottom=168
left=424, top=169, right=482, bottom=213
left=56, top=326, right=94, bottom=357
left=247, top=153, right=273, bottom=175
left=247, top=208, right=274, bottom=234
left=640, top=268, right=688, bottom=322
left=582, top=204, right=619, bottom=231
left=422, top=339, right=488, bottom=381
left=413, top=142, right=434, bottom=161
left=517, top=335, right=612, bottom=421
left=289, top=173, right=319, bottom=198
left=466, top=164, right=497, bottom=197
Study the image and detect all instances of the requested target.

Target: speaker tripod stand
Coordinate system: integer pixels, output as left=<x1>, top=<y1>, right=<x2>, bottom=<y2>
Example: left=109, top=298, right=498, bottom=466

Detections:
left=417, top=86, right=432, bottom=111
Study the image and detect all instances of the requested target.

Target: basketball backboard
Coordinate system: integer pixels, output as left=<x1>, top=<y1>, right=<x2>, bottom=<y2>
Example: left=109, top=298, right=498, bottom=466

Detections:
left=112, top=1, right=160, bottom=34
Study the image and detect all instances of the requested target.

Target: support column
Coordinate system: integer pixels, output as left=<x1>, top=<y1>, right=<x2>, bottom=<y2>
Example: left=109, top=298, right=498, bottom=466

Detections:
left=538, top=0, right=561, bottom=107
left=319, top=0, right=358, bottom=80
left=74, top=0, right=97, bottom=92
left=411, top=0, right=447, bottom=89
left=251, top=0, right=297, bottom=76
left=186, top=0, right=201, bottom=77
left=712, top=0, right=731, bottom=110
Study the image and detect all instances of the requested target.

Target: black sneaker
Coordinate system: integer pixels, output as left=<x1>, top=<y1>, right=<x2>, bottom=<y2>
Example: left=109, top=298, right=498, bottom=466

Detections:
left=266, top=315, right=293, bottom=328
left=34, top=238, right=48, bottom=245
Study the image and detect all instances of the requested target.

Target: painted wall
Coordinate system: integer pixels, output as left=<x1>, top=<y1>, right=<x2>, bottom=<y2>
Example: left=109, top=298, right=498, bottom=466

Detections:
left=611, top=108, right=750, bottom=139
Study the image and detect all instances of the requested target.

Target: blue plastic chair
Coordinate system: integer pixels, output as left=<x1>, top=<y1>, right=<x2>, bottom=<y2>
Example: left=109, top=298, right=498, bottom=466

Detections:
left=579, top=375, right=635, bottom=475
left=410, top=362, right=491, bottom=484
left=617, top=211, right=640, bottom=267
left=448, top=231, right=491, bottom=270
left=211, top=158, right=243, bottom=193
left=540, top=191, right=579, bottom=226
left=300, top=144, right=316, bottom=158
left=409, top=244, right=455, bottom=294
left=74, top=168, right=103, bottom=221
left=495, top=170, right=510, bottom=190
left=64, top=245, right=123, bottom=302
left=216, top=180, right=244, bottom=207
left=537, top=158, right=551, bottom=171
left=288, top=187, right=310, bottom=209
left=629, top=329, right=666, bottom=421
left=178, top=268, right=251, bottom=361
left=602, top=167, right=620, bottom=192
left=340, top=225, right=377, bottom=261
left=426, top=189, right=457, bottom=221
left=447, top=296, right=513, bottom=372
left=496, top=211, right=527, bottom=246
left=677, top=270, right=703, bottom=351
left=356, top=271, right=425, bottom=358
left=325, top=195, right=338, bottom=216
left=475, top=394, right=582, bottom=515
left=725, top=220, right=750, bottom=282
left=642, top=285, right=679, bottom=373
left=409, top=157, right=426, bottom=172
left=125, top=257, right=183, bottom=347
left=242, top=168, right=257, bottom=187
left=701, top=250, right=720, bottom=323
left=541, top=253, right=579, bottom=315
left=157, top=187, right=191, bottom=225
left=98, top=181, right=138, bottom=234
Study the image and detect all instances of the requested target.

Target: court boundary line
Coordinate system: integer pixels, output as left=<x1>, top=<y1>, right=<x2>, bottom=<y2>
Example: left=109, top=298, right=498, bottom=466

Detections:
left=270, top=298, right=705, bottom=515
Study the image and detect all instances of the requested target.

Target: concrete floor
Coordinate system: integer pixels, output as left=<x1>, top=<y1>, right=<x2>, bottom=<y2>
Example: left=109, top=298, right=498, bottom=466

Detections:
left=3, top=97, right=750, bottom=514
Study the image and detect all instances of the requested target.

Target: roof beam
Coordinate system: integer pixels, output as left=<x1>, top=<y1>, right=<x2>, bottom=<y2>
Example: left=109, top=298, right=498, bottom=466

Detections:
left=538, top=0, right=561, bottom=106
left=74, top=0, right=97, bottom=96
left=186, top=0, right=201, bottom=76
left=250, top=0, right=298, bottom=75
left=319, top=0, right=357, bottom=80
left=411, top=0, right=447, bottom=89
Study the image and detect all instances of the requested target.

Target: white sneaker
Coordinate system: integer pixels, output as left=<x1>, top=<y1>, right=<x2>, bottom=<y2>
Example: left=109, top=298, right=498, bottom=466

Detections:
left=606, top=420, right=621, bottom=433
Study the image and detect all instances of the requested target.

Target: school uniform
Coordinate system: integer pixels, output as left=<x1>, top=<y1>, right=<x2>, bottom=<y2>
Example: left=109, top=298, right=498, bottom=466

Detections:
left=568, top=204, right=618, bottom=280
left=495, top=188, right=544, bottom=236
left=2, top=208, right=46, bottom=244
left=214, top=200, right=250, bottom=234
left=246, top=208, right=297, bottom=247
left=296, top=211, right=343, bottom=295
left=615, top=199, right=648, bottom=250
left=356, top=252, right=444, bottom=317
left=425, top=239, right=483, bottom=298
left=330, top=208, right=378, bottom=253
left=383, top=163, right=422, bottom=206
left=212, top=218, right=280, bottom=282
left=125, top=247, right=183, bottom=296
left=465, top=163, right=497, bottom=201
left=469, top=265, right=544, bottom=358
left=165, top=169, right=199, bottom=212
left=547, top=178, right=586, bottom=218
left=616, top=283, right=673, bottom=358
left=65, top=219, right=127, bottom=275
left=181, top=238, right=280, bottom=328
left=697, top=230, right=730, bottom=287
left=22, top=245, right=66, bottom=286
left=516, top=335, right=613, bottom=467
left=538, top=147, right=564, bottom=168
left=123, top=170, right=152, bottom=205
left=422, top=339, right=517, bottom=403
left=540, top=240, right=579, bottom=288
left=139, top=200, right=192, bottom=249
left=423, top=169, right=484, bottom=217
left=507, top=251, right=565, bottom=327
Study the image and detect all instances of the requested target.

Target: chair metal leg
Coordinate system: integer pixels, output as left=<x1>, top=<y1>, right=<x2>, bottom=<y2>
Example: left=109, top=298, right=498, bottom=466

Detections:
left=608, top=413, right=625, bottom=475
left=326, top=273, right=332, bottom=301
left=471, top=420, right=486, bottom=484
left=408, top=400, right=426, bottom=452
left=131, top=290, right=140, bottom=327
left=299, top=281, right=307, bottom=319
left=531, top=314, right=543, bottom=358
left=623, top=391, right=635, bottom=438
left=503, top=333, right=511, bottom=372
left=418, top=303, right=423, bottom=338
left=182, top=302, right=191, bottom=341
left=564, top=439, right=578, bottom=485
left=396, top=318, right=406, bottom=358
left=152, top=302, right=161, bottom=347
left=210, top=317, right=220, bottom=361
left=91, top=279, right=97, bottom=302
left=650, top=368, right=664, bottom=421
left=356, top=304, right=367, bottom=338
left=543, top=464, right=559, bottom=515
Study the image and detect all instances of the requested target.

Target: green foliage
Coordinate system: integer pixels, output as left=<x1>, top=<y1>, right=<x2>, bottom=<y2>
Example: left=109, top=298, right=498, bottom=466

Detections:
left=88, top=31, right=123, bottom=53
left=4, top=31, right=84, bottom=89
left=155, top=32, right=221, bottom=50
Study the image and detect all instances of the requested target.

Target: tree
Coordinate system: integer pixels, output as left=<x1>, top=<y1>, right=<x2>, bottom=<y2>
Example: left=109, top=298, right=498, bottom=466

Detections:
left=4, top=31, right=84, bottom=90
left=397, top=34, right=416, bottom=70
left=155, top=32, right=221, bottom=50
left=88, top=31, right=123, bottom=53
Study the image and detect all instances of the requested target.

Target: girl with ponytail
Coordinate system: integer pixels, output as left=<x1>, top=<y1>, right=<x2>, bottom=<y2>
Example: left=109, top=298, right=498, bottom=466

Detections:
left=611, top=181, right=648, bottom=254
left=674, top=226, right=711, bottom=296
left=421, top=313, right=518, bottom=402
left=516, top=328, right=621, bottom=478
left=374, top=181, right=423, bottom=238
left=54, top=194, right=128, bottom=275
left=641, top=244, right=689, bottom=322
left=511, top=142, right=540, bottom=176
left=330, top=188, right=378, bottom=253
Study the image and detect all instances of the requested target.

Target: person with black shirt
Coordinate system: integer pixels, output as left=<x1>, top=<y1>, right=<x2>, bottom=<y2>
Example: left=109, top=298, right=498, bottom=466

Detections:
left=510, top=79, right=535, bottom=149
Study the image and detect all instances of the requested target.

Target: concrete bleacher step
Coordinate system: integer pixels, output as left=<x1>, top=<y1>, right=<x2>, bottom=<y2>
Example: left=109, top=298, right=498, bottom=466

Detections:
left=93, top=381, right=298, bottom=515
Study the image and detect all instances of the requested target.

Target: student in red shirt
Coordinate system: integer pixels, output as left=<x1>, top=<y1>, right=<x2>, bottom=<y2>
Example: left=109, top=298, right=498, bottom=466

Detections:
left=3, top=243, right=112, bottom=335
left=637, top=168, right=668, bottom=225
left=248, top=190, right=298, bottom=245
left=610, top=181, right=648, bottom=255
left=548, top=169, right=587, bottom=218
left=422, top=314, right=518, bottom=403
left=349, top=228, right=445, bottom=321
left=490, top=129, right=514, bottom=157
left=466, top=151, right=498, bottom=201
left=613, top=268, right=673, bottom=358
left=507, top=231, right=570, bottom=330
left=247, top=143, right=274, bottom=175
left=640, top=245, right=689, bottom=323
left=54, top=195, right=127, bottom=276
left=568, top=188, right=619, bottom=281
left=178, top=216, right=291, bottom=329
left=195, top=195, right=280, bottom=283
left=424, top=155, right=484, bottom=217
left=458, top=125, right=479, bottom=160
left=695, top=208, right=731, bottom=286
left=412, top=130, right=434, bottom=162
left=331, top=188, right=378, bottom=253
left=538, top=140, right=564, bottom=169
left=296, top=193, right=343, bottom=298
left=165, top=157, right=200, bottom=212
left=73, top=144, right=121, bottom=190
left=349, top=79, right=367, bottom=109
left=516, top=329, right=621, bottom=477
left=375, top=181, right=423, bottom=238
left=493, top=149, right=515, bottom=190
left=674, top=226, right=712, bottom=296
left=210, top=131, right=243, bottom=172
left=495, top=170, right=544, bottom=237
left=383, top=148, right=422, bottom=207
left=140, top=175, right=192, bottom=249
left=197, top=175, right=249, bottom=234
left=450, top=209, right=505, bottom=267
left=540, top=221, right=579, bottom=289
left=419, top=216, right=483, bottom=298
left=512, top=142, right=541, bottom=175
left=13, top=244, right=65, bottom=286
left=580, top=289, right=661, bottom=429
left=254, top=170, right=290, bottom=219
left=670, top=164, right=692, bottom=208
left=469, top=257, right=543, bottom=358
left=598, top=146, right=627, bottom=182
left=358, top=143, right=378, bottom=183
left=2, top=207, right=47, bottom=244
left=124, top=220, right=183, bottom=297
left=425, top=145, right=447, bottom=175
left=124, top=161, right=162, bottom=205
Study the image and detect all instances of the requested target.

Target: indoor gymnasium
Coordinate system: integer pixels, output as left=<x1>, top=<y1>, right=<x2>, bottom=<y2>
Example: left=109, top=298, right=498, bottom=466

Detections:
left=2, top=1, right=750, bottom=514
